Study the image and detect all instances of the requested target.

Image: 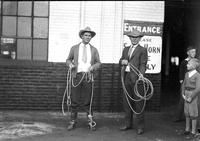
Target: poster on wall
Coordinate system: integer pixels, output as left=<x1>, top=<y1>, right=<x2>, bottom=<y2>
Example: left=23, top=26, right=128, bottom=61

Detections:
left=0, top=37, right=16, bottom=59
left=124, top=20, right=163, bottom=74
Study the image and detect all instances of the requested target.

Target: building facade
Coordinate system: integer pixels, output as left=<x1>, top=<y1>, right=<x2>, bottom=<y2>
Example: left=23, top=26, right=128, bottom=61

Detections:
left=0, top=1, right=164, bottom=112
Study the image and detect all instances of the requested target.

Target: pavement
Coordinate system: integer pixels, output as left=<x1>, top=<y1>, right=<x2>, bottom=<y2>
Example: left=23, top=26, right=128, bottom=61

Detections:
left=0, top=107, right=198, bottom=141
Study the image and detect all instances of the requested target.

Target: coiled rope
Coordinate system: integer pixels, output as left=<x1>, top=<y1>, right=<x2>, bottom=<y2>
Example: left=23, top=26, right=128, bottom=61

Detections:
left=121, top=63, right=154, bottom=114
left=62, top=68, right=96, bottom=128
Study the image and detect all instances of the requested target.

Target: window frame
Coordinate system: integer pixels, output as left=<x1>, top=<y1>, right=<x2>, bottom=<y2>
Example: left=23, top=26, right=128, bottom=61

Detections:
left=0, top=1, right=49, bottom=62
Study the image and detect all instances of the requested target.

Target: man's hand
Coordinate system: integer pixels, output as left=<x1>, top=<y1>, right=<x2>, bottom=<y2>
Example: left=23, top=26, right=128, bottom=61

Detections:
left=138, top=74, right=143, bottom=79
left=88, top=66, right=94, bottom=72
left=121, top=59, right=128, bottom=66
left=69, top=63, right=75, bottom=69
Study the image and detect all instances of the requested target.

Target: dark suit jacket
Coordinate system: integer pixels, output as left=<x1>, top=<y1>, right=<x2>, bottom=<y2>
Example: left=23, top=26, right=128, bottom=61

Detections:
left=66, top=43, right=101, bottom=77
left=119, top=45, right=148, bottom=82
left=179, top=59, right=188, bottom=82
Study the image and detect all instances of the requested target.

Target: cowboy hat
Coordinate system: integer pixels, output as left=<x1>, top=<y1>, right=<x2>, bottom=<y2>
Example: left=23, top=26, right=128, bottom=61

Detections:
left=79, top=26, right=96, bottom=38
left=124, top=29, right=143, bottom=38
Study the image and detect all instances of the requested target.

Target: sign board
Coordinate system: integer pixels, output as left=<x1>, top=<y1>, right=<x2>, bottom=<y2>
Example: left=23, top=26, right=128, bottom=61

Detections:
left=124, top=20, right=163, bottom=74
left=0, top=37, right=16, bottom=59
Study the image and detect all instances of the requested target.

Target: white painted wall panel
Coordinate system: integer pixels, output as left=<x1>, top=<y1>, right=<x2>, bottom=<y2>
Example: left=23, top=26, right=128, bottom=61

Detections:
left=49, top=1, right=81, bottom=62
left=124, top=1, right=164, bottom=22
left=48, top=1, right=164, bottom=63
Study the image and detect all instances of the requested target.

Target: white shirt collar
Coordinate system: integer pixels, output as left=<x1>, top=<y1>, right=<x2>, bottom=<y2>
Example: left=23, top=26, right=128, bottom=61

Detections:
left=80, top=42, right=90, bottom=48
left=132, top=44, right=138, bottom=48
left=188, top=69, right=197, bottom=78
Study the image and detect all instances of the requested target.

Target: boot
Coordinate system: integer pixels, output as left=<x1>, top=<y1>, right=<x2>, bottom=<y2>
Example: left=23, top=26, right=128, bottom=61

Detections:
left=67, top=120, right=76, bottom=131
left=67, top=112, right=77, bottom=131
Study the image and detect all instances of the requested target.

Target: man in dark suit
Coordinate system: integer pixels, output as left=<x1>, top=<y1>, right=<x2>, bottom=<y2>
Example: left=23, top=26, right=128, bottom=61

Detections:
left=119, top=29, right=148, bottom=135
left=66, top=27, right=101, bottom=131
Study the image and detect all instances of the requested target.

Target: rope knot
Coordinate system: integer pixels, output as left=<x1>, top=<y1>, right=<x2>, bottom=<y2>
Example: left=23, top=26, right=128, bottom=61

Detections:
left=88, top=114, right=96, bottom=128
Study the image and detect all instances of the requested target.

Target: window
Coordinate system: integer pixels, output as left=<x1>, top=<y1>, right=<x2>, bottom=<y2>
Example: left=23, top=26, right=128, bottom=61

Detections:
left=0, top=1, right=49, bottom=61
left=18, top=17, right=32, bottom=37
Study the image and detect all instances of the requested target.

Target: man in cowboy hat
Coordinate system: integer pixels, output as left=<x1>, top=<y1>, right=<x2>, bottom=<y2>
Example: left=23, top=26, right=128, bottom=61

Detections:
left=66, top=26, right=101, bottom=131
left=119, top=29, right=148, bottom=135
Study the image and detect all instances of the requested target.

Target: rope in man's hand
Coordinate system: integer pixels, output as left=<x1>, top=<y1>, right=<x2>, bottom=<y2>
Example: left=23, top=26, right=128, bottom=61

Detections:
left=121, top=63, right=154, bottom=114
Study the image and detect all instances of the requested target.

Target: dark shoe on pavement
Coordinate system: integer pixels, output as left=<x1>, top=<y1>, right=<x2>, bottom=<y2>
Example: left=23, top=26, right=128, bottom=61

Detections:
left=137, top=128, right=144, bottom=135
left=88, top=125, right=96, bottom=131
left=197, top=128, right=200, bottom=133
left=67, top=121, right=76, bottom=131
left=183, top=131, right=190, bottom=135
left=185, top=133, right=197, bottom=140
left=120, top=126, right=132, bottom=131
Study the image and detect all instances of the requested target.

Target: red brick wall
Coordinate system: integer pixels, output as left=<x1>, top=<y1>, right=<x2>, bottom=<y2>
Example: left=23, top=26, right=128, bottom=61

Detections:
left=0, top=60, right=161, bottom=112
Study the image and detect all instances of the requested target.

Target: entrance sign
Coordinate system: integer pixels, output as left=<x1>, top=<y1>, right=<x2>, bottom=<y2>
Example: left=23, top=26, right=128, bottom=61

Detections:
left=124, top=20, right=163, bottom=73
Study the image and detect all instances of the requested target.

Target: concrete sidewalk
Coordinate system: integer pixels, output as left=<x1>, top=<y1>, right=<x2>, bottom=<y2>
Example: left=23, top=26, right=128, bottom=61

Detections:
left=0, top=109, right=193, bottom=141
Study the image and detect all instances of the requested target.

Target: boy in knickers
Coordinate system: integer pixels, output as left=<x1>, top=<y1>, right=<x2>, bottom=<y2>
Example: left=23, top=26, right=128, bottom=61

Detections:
left=182, top=58, right=200, bottom=138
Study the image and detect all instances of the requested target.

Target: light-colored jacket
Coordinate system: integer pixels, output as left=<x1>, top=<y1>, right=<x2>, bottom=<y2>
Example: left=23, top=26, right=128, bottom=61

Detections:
left=66, top=43, right=101, bottom=77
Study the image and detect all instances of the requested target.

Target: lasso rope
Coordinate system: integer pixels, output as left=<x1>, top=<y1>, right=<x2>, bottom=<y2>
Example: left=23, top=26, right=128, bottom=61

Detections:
left=62, top=68, right=96, bottom=129
left=87, top=75, right=96, bottom=128
left=121, top=63, right=154, bottom=114
left=62, top=68, right=72, bottom=116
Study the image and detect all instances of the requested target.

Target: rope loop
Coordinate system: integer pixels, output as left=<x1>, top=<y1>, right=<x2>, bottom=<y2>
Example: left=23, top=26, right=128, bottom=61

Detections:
left=62, top=67, right=96, bottom=129
left=88, top=114, right=96, bottom=128
left=121, top=63, right=154, bottom=114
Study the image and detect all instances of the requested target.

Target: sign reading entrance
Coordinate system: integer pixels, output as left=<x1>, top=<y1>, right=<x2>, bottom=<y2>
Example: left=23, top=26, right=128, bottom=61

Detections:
left=124, top=20, right=163, bottom=74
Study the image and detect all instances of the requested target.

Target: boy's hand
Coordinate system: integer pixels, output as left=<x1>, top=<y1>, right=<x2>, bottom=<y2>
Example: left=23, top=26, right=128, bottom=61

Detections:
left=186, top=97, right=192, bottom=103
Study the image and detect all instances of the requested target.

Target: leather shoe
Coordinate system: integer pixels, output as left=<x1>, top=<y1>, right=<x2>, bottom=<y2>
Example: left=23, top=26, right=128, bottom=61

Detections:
left=67, top=121, right=76, bottom=131
left=120, top=126, right=132, bottom=131
left=88, top=126, right=96, bottom=131
left=137, top=129, right=144, bottom=135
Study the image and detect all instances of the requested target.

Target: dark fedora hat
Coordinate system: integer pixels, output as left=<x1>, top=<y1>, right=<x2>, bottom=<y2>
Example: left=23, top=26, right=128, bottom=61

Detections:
left=124, top=29, right=143, bottom=38
left=79, top=26, right=96, bottom=38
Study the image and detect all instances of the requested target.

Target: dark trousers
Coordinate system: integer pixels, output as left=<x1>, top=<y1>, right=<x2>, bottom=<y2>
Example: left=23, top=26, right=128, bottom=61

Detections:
left=174, top=86, right=185, bottom=120
left=122, top=72, right=145, bottom=129
left=70, top=73, right=92, bottom=121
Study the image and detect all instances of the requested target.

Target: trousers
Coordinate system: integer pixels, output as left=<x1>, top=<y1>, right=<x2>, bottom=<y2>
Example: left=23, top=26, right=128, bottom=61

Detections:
left=122, top=72, right=145, bottom=129
left=70, top=73, right=92, bottom=120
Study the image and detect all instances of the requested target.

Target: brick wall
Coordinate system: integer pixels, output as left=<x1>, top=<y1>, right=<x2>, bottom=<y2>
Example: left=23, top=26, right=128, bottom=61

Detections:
left=0, top=60, right=161, bottom=112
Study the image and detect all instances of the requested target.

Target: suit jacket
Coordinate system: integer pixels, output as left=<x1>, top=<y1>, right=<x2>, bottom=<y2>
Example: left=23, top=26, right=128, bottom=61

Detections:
left=66, top=43, right=101, bottom=77
left=179, top=59, right=188, bottom=82
left=119, top=45, right=148, bottom=82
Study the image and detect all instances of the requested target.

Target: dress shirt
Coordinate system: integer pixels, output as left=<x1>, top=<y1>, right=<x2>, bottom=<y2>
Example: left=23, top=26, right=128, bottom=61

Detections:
left=78, top=43, right=91, bottom=72
left=125, top=44, right=138, bottom=72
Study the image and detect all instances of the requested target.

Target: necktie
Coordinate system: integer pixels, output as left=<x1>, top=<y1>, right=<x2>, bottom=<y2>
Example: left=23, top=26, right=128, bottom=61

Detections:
left=128, top=46, right=133, bottom=59
left=82, top=45, right=87, bottom=63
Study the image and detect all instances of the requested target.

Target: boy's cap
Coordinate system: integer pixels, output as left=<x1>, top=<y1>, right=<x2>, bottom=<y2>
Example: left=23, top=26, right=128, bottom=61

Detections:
left=187, top=46, right=196, bottom=51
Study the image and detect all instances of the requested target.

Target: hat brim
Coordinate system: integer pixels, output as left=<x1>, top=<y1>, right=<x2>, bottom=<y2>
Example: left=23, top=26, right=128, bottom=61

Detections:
left=187, top=46, right=196, bottom=51
left=125, top=34, right=143, bottom=38
left=127, top=35, right=143, bottom=38
left=79, top=30, right=96, bottom=38
left=124, top=31, right=144, bottom=38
